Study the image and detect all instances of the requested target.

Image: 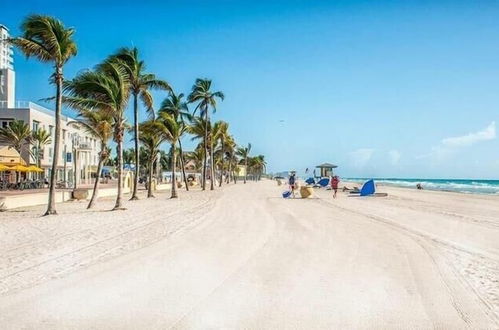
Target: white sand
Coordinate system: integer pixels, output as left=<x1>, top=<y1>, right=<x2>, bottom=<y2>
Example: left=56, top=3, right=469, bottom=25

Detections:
left=0, top=181, right=498, bottom=328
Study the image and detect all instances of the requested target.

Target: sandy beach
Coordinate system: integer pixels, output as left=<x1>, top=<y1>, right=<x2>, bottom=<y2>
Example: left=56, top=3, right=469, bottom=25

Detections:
left=0, top=180, right=498, bottom=329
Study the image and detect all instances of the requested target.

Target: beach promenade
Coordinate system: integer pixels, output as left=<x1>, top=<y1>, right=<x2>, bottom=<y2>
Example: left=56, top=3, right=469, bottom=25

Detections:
left=0, top=181, right=498, bottom=328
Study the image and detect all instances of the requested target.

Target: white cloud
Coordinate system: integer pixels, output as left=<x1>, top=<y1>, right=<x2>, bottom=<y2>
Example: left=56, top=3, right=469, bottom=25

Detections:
left=388, top=150, right=401, bottom=165
left=441, top=121, right=495, bottom=147
left=349, top=148, right=374, bottom=168
left=418, top=122, right=496, bottom=161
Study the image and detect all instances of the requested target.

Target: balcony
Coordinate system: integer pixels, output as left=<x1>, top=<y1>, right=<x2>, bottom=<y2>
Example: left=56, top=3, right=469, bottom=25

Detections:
left=77, top=143, right=93, bottom=151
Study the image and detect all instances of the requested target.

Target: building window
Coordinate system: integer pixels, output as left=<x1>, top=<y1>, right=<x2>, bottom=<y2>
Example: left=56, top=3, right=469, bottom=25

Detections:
left=32, top=120, right=40, bottom=132
left=49, top=125, right=54, bottom=137
left=62, top=129, right=66, bottom=141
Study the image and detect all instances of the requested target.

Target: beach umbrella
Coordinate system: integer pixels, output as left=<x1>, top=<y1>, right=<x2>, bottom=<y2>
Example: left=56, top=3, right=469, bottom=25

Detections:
left=26, top=165, right=44, bottom=173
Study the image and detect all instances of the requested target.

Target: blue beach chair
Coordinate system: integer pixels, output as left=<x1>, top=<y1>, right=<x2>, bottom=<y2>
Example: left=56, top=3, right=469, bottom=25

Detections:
left=305, top=177, right=315, bottom=185
left=314, top=178, right=330, bottom=188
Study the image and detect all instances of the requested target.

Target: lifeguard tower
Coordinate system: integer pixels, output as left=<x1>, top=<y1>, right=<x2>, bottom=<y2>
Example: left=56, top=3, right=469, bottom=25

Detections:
left=315, top=162, right=337, bottom=178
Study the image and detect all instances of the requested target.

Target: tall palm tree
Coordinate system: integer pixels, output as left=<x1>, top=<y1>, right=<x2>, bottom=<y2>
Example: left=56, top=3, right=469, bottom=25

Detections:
left=187, top=116, right=212, bottom=184
left=139, top=120, right=169, bottom=198
left=110, top=47, right=171, bottom=201
left=159, top=90, right=191, bottom=191
left=224, top=135, right=237, bottom=184
left=186, top=146, right=205, bottom=181
left=188, top=79, right=224, bottom=191
left=253, top=155, right=267, bottom=180
left=237, top=143, right=251, bottom=184
left=11, top=15, right=77, bottom=215
left=212, top=121, right=229, bottom=187
left=157, top=112, right=183, bottom=198
left=0, top=119, right=32, bottom=154
left=69, top=109, right=113, bottom=209
left=63, top=60, right=130, bottom=210
left=31, top=128, right=51, bottom=168
left=123, top=148, right=135, bottom=167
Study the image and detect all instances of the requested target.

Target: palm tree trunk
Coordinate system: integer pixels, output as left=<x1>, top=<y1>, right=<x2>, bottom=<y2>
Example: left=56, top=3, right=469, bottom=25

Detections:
left=44, top=67, right=62, bottom=216
left=218, top=138, right=225, bottom=187
left=244, top=157, right=248, bottom=184
left=178, top=140, right=189, bottom=191
left=203, top=109, right=208, bottom=191
left=131, top=93, right=140, bottom=200
left=87, top=147, right=104, bottom=209
left=210, top=137, right=215, bottom=191
left=147, top=156, right=154, bottom=198
left=171, top=143, right=178, bottom=198
left=113, top=128, right=125, bottom=210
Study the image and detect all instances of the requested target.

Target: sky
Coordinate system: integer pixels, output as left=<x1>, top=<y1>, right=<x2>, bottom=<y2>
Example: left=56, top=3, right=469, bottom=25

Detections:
left=2, top=0, right=499, bottom=179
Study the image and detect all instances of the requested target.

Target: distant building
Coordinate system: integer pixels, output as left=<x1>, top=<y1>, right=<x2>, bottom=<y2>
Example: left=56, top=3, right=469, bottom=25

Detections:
left=0, top=23, right=99, bottom=185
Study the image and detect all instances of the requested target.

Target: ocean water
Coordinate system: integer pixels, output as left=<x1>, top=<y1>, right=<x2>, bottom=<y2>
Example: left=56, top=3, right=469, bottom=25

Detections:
left=345, top=178, right=499, bottom=195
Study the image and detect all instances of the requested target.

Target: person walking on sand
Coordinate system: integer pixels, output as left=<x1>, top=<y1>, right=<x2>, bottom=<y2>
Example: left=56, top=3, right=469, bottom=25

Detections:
left=331, top=176, right=340, bottom=198
left=289, top=173, right=297, bottom=198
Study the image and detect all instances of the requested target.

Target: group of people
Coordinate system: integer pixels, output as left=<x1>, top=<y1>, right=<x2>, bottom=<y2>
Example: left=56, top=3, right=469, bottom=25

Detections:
left=287, top=173, right=340, bottom=198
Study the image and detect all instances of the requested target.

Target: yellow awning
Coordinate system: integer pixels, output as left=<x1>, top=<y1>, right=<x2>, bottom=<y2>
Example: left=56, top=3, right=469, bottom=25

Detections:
left=26, top=165, right=44, bottom=173
left=0, top=164, right=9, bottom=171
left=7, top=165, right=29, bottom=172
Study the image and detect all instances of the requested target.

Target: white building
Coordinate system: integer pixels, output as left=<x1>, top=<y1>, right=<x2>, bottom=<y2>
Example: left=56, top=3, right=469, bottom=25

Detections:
left=0, top=24, right=99, bottom=185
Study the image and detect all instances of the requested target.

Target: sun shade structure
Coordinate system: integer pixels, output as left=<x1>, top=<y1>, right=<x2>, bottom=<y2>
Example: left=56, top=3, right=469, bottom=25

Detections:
left=7, top=164, right=29, bottom=172
left=0, top=164, right=10, bottom=171
left=26, top=165, right=44, bottom=173
left=316, top=162, right=338, bottom=177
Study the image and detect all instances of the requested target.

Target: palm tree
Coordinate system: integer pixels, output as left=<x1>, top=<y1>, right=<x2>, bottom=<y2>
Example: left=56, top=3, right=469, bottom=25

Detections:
left=110, top=47, right=171, bottom=201
left=253, top=155, right=267, bottom=180
left=157, top=112, right=184, bottom=198
left=188, top=79, right=224, bottom=191
left=0, top=119, right=32, bottom=154
left=123, top=148, right=135, bottom=167
left=224, top=135, right=237, bottom=184
left=63, top=60, right=130, bottom=210
left=139, top=120, right=169, bottom=198
left=69, top=109, right=113, bottom=209
left=11, top=15, right=77, bottom=215
left=212, top=121, right=229, bottom=187
left=237, top=143, right=251, bottom=184
left=158, top=90, right=191, bottom=191
left=187, top=117, right=213, bottom=185
left=186, top=146, right=205, bottom=181
left=31, top=128, right=51, bottom=179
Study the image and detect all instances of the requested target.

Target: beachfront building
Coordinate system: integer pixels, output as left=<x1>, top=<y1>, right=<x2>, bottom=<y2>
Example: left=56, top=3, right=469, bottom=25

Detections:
left=0, top=23, right=99, bottom=186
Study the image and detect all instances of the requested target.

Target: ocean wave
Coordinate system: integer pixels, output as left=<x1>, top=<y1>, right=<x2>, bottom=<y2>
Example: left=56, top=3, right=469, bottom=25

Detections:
left=345, top=178, right=499, bottom=195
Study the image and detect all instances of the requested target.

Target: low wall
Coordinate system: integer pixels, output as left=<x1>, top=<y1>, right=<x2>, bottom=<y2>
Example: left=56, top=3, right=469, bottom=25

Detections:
left=0, top=190, right=73, bottom=210
left=0, top=184, right=165, bottom=210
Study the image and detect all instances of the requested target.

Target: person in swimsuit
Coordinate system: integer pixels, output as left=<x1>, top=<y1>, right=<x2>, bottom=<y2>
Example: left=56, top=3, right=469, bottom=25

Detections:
left=289, top=173, right=296, bottom=198
left=331, top=176, right=340, bottom=198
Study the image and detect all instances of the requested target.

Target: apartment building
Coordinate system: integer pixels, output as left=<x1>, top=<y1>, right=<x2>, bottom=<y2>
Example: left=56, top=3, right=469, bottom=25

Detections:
left=0, top=24, right=99, bottom=185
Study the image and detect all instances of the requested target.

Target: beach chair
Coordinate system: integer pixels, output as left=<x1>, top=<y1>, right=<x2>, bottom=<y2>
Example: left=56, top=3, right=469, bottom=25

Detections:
left=314, top=178, right=330, bottom=188
left=305, top=177, right=315, bottom=185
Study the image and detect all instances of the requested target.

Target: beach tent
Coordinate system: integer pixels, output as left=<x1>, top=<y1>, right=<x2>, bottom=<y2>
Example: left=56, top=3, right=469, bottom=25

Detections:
left=360, top=179, right=375, bottom=196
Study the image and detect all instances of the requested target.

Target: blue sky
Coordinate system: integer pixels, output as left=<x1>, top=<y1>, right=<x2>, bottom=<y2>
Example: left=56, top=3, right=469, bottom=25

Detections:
left=3, top=0, right=499, bottom=178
